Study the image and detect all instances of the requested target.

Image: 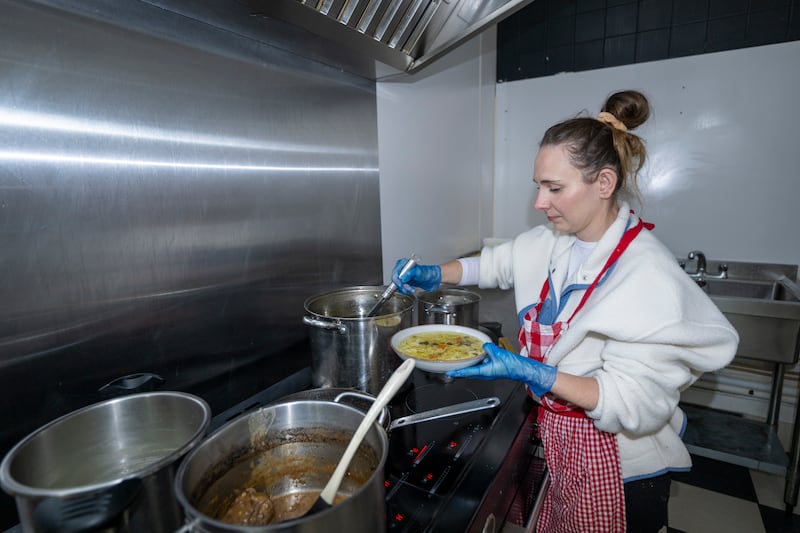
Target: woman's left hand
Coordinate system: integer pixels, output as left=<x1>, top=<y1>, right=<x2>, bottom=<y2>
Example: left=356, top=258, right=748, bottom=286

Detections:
left=446, top=343, right=557, bottom=397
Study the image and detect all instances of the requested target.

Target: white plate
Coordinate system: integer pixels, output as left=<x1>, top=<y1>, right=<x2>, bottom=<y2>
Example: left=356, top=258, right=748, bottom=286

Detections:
left=390, top=324, right=491, bottom=373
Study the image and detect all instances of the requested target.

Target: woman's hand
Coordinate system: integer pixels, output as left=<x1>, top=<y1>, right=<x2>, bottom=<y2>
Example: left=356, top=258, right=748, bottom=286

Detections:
left=391, top=259, right=442, bottom=294
left=447, top=343, right=557, bottom=397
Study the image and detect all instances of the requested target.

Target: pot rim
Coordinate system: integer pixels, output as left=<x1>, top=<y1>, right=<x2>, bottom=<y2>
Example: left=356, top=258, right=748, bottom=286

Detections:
left=174, top=399, right=389, bottom=530
left=417, top=287, right=481, bottom=306
left=0, top=391, right=211, bottom=499
left=303, top=285, right=415, bottom=320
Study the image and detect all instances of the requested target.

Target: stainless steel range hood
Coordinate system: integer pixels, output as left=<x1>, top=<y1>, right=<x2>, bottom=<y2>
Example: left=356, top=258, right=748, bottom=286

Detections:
left=242, top=0, right=534, bottom=75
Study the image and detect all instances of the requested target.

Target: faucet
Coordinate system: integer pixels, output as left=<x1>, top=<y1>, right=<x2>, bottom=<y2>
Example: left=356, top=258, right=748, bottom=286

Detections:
left=684, top=250, right=728, bottom=280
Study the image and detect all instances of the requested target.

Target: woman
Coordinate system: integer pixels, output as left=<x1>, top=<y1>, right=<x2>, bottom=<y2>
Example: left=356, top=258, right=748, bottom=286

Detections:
left=392, top=90, right=738, bottom=532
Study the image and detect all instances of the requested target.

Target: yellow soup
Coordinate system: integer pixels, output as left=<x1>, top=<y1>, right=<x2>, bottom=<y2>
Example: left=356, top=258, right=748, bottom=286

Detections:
left=397, top=331, right=484, bottom=361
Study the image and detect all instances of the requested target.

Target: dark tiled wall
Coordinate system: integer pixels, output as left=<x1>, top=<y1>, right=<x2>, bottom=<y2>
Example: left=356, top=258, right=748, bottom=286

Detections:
left=497, top=0, right=800, bottom=82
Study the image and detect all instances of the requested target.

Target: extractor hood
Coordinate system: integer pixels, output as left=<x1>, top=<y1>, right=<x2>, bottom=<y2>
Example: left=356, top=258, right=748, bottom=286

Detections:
left=242, top=0, right=534, bottom=75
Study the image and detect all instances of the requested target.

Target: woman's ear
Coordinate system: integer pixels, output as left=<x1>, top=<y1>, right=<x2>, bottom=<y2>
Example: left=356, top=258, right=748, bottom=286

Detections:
left=597, top=169, right=618, bottom=199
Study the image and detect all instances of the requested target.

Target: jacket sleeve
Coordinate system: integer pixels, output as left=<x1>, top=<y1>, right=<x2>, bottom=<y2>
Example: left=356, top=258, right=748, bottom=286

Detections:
left=478, top=239, right=516, bottom=290
left=478, top=226, right=551, bottom=290
left=587, top=318, right=738, bottom=434
left=584, top=269, right=739, bottom=435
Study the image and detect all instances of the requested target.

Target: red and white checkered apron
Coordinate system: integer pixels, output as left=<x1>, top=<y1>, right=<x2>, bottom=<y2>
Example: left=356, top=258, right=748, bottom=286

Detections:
left=518, top=216, right=653, bottom=533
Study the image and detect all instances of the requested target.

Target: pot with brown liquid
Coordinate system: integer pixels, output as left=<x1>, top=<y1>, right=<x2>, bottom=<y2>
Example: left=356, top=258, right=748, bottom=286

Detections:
left=174, top=400, right=388, bottom=532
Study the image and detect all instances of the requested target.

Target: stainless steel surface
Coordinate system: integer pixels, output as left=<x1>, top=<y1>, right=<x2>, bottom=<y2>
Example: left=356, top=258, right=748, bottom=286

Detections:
left=681, top=259, right=800, bottom=509
left=418, top=286, right=481, bottom=327
left=701, top=279, right=800, bottom=302
left=680, top=257, right=798, bottom=282
left=679, top=259, right=800, bottom=364
left=0, top=1, right=381, bottom=527
left=367, top=255, right=418, bottom=317
left=0, top=392, right=211, bottom=533
left=174, top=400, right=388, bottom=533
left=692, top=267, right=800, bottom=364
left=303, top=287, right=415, bottom=395
left=388, top=396, right=500, bottom=430
left=240, top=0, right=534, bottom=76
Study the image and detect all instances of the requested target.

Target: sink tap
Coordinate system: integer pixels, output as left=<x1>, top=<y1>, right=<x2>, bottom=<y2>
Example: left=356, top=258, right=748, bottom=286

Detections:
left=684, top=250, right=728, bottom=280
left=685, top=250, right=707, bottom=277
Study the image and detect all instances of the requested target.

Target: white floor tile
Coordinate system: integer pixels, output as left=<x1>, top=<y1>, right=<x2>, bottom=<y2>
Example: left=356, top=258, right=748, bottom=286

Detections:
left=668, top=481, right=766, bottom=533
left=749, top=469, right=800, bottom=515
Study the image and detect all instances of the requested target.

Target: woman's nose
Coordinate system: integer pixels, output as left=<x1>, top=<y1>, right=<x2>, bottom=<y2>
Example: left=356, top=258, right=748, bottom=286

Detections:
left=534, top=189, right=548, bottom=211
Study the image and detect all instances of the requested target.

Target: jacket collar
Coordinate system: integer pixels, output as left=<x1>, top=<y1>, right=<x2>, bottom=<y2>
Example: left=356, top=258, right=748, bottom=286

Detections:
left=548, top=202, right=634, bottom=282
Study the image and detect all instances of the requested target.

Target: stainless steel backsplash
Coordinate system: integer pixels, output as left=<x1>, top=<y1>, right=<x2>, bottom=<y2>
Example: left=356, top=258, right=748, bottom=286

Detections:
left=0, top=2, right=380, bottom=524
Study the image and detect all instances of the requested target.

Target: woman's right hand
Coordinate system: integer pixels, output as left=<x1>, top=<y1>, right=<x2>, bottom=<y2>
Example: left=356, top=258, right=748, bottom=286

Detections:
left=391, top=259, right=442, bottom=294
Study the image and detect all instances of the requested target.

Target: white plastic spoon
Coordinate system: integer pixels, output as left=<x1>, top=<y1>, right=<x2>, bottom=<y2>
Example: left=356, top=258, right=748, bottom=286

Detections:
left=304, top=358, right=416, bottom=516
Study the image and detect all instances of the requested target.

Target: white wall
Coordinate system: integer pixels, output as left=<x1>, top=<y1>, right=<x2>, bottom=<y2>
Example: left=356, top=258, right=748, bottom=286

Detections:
left=494, top=40, right=800, bottom=268
left=376, top=29, right=497, bottom=280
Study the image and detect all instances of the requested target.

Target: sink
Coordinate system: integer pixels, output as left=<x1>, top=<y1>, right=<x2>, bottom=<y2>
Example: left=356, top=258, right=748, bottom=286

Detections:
left=701, top=278, right=800, bottom=303
left=693, top=274, right=800, bottom=364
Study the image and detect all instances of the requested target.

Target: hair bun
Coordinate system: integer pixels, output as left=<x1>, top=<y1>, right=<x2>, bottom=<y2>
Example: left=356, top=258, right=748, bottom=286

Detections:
left=602, top=91, right=650, bottom=130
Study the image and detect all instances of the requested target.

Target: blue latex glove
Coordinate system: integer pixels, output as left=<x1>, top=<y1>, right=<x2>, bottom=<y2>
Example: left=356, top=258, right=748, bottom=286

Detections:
left=446, top=343, right=557, bottom=397
left=391, top=259, right=442, bottom=295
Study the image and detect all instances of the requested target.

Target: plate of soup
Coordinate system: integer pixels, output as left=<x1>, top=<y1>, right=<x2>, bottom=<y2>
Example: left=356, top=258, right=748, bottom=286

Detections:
left=390, top=324, right=491, bottom=372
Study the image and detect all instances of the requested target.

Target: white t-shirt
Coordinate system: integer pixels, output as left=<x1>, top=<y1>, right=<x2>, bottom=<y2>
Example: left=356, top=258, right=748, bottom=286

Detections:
left=567, top=239, right=597, bottom=283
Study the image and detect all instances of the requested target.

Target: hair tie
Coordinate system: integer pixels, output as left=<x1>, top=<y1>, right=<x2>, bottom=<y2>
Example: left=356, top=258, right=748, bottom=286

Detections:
left=597, top=111, right=628, bottom=132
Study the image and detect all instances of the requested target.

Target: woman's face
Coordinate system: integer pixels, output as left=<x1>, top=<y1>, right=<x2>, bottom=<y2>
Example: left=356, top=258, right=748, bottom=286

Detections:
left=533, top=144, right=616, bottom=242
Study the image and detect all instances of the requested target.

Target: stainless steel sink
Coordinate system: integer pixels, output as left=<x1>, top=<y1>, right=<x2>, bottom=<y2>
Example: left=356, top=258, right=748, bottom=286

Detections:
left=701, top=278, right=800, bottom=303
left=687, top=263, right=800, bottom=364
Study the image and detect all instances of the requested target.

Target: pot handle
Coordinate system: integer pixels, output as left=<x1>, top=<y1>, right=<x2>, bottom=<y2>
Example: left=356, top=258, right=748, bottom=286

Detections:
left=425, top=304, right=455, bottom=324
left=32, top=478, right=142, bottom=533
left=303, top=315, right=347, bottom=334
left=333, top=391, right=390, bottom=427
left=98, top=372, right=165, bottom=396
left=388, top=397, right=501, bottom=430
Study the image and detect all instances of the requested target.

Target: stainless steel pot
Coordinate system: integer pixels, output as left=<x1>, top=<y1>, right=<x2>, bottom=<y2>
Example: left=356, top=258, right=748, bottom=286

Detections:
left=417, top=287, right=481, bottom=327
left=174, top=400, right=388, bottom=533
left=0, top=391, right=211, bottom=533
left=302, top=286, right=415, bottom=395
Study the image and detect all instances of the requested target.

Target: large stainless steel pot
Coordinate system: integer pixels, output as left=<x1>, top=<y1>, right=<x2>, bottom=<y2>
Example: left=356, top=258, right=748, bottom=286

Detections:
left=0, top=391, right=211, bottom=533
left=417, top=287, right=481, bottom=327
left=302, top=286, right=414, bottom=395
left=174, top=400, right=388, bottom=533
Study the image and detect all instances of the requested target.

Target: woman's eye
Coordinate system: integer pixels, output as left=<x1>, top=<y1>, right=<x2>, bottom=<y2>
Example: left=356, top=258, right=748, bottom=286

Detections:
left=549, top=187, right=561, bottom=193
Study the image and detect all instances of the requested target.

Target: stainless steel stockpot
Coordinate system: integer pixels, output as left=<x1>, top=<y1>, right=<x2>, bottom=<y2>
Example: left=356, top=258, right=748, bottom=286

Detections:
left=0, top=391, right=211, bottom=533
left=174, top=400, right=388, bottom=533
left=302, top=286, right=415, bottom=395
left=417, top=287, right=480, bottom=328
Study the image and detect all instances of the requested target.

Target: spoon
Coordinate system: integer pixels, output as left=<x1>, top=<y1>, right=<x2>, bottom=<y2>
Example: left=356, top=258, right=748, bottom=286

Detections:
left=366, top=255, right=419, bottom=317
left=304, top=358, right=416, bottom=516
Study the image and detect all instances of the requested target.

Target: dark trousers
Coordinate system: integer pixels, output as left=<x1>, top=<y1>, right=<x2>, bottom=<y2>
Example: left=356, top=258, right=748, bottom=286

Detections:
left=624, top=473, right=671, bottom=533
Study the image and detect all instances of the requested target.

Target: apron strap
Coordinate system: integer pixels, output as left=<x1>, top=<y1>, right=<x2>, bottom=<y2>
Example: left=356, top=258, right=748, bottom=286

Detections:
left=565, top=215, right=652, bottom=323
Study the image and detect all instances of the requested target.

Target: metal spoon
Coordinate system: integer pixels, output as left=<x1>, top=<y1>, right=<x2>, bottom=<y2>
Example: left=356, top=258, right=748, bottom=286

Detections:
left=304, top=358, right=416, bottom=516
left=366, top=255, right=419, bottom=317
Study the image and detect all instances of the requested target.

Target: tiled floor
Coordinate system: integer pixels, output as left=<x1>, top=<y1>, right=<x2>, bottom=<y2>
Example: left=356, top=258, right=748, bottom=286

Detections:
left=661, top=455, right=800, bottom=533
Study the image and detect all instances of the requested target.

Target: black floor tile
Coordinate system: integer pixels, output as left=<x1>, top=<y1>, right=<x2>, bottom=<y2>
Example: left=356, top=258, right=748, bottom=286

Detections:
left=666, top=527, right=688, bottom=533
left=672, top=454, right=758, bottom=502
left=759, top=504, right=800, bottom=533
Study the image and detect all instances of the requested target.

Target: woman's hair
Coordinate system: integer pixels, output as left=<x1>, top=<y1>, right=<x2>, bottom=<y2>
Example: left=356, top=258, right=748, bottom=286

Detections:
left=539, top=90, right=650, bottom=202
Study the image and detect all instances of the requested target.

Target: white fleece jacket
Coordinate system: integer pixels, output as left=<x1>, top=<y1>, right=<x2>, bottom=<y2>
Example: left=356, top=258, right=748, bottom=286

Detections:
left=477, top=203, right=739, bottom=480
